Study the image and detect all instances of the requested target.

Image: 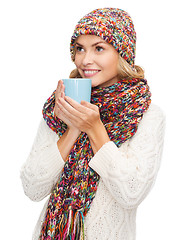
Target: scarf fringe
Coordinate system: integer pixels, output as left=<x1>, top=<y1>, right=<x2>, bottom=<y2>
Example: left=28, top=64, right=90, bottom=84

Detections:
left=58, top=209, right=84, bottom=240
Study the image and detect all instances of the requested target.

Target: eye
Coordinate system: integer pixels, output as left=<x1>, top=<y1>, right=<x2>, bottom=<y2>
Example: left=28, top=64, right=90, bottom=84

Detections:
left=96, top=46, right=104, bottom=52
left=76, top=46, right=84, bottom=52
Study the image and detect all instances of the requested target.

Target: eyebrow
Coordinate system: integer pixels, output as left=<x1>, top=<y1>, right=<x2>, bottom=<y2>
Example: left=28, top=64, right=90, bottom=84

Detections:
left=75, top=41, right=106, bottom=47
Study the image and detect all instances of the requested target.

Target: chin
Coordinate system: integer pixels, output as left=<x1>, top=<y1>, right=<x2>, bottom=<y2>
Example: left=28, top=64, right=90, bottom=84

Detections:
left=91, top=80, right=100, bottom=88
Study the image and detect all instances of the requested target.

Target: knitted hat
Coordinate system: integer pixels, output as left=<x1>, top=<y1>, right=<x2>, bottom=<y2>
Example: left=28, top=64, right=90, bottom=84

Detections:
left=70, top=8, right=136, bottom=67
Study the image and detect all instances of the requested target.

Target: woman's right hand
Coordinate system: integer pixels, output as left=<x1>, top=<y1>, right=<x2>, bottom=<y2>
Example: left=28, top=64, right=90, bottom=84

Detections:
left=54, top=80, right=81, bottom=160
left=54, top=80, right=80, bottom=134
left=54, top=80, right=69, bottom=125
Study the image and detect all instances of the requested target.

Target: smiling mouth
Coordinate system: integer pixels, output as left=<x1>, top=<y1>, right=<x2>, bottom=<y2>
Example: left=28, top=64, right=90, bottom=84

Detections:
left=83, top=69, right=100, bottom=77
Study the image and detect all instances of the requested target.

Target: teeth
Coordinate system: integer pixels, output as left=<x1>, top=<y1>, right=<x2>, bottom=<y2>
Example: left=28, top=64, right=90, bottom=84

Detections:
left=84, top=70, right=99, bottom=74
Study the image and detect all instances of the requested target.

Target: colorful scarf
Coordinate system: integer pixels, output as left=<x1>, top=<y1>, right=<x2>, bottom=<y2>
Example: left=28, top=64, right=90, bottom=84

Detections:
left=40, top=78, right=151, bottom=240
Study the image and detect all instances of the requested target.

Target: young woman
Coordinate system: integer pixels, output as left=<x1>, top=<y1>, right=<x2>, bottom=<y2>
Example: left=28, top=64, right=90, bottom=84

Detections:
left=20, top=8, right=165, bottom=240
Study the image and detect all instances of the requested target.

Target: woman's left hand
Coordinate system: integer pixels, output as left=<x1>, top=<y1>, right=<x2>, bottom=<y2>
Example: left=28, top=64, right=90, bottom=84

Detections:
left=57, top=96, right=102, bottom=134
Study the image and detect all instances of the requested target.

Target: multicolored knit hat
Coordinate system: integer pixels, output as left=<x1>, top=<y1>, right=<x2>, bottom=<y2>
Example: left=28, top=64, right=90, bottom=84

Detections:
left=70, top=8, right=136, bottom=67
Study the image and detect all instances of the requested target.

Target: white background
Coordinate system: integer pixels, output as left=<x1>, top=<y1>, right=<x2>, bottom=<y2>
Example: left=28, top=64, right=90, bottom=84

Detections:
left=0, top=0, right=175, bottom=239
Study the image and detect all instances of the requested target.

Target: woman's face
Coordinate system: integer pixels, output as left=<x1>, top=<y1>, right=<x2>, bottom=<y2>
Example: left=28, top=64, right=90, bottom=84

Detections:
left=74, top=35, right=119, bottom=88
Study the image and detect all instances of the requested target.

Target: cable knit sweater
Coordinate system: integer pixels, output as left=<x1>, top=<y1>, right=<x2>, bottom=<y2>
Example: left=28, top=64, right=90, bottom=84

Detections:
left=20, top=103, right=165, bottom=240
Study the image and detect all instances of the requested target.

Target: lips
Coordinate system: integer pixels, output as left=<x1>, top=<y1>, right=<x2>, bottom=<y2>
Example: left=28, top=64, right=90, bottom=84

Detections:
left=83, top=69, right=100, bottom=77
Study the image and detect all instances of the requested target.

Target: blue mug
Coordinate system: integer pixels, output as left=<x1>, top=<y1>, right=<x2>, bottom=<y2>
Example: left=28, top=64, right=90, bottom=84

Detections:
left=62, top=78, right=92, bottom=103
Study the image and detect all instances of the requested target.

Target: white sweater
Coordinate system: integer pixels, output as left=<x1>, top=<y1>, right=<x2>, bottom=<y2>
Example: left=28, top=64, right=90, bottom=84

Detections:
left=20, top=103, right=165, bottom=240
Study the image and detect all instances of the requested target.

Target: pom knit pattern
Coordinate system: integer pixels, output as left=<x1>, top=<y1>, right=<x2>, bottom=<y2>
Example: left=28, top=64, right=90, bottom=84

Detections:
left=70, top=8, right=136, bottom=67
left=40, top=78, right=151, bottom=239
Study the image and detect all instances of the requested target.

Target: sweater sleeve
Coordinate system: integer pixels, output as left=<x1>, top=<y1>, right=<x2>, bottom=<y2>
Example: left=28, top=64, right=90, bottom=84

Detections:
left=20, top=118, right=65, bottom=202
left=89, top=104, right=166, bottom=209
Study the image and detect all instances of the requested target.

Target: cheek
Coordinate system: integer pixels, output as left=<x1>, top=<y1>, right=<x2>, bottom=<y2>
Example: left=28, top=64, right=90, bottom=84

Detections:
left=74, top=57, right=79, bottom=68
left=105, top=54, right=118, bottom=73
left=74, top=55, right=84, bottom=76
left=74, top=54, right=82, bottom=68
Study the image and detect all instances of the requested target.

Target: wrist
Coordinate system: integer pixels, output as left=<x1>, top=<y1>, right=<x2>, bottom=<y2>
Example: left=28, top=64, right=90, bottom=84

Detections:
left=86, top=120, right=104, bottom=136
left=87, top=121, right=110, bottom=154
left=67, top=126, right=81, bottom=138
left=57, top=126, right=80, bottom=162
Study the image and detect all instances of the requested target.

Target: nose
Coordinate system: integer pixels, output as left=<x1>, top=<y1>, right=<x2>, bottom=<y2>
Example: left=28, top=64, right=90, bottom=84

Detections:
left=82, top=51, right=94, bottom=66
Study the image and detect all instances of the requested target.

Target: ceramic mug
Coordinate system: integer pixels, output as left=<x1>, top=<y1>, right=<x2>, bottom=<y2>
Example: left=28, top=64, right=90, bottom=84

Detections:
left=62, top=78, right=92, bottom=103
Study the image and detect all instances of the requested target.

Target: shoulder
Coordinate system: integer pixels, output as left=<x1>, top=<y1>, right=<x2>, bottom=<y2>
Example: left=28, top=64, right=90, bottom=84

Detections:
left=127, top=103, right=166, bottom=153
left=139, top=103, right=166, bottom=131
left=128, top=103, right=166, bottom=146
left=143, top=103, right=165, bottom=120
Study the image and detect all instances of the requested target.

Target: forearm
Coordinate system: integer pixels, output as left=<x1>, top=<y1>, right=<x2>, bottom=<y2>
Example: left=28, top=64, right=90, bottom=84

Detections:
left=87, top=121, right=110, bottom=154
left=57, top=127, right=80, bottom=161
left=20, top=118, right=65, bottom=201
left=89, top=105, right=166, bottom=209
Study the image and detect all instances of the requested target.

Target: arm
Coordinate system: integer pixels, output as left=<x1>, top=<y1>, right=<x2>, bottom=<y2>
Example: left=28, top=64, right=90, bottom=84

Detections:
left=55, top=94, right=166, bottom=209
left=20, top=118, right=65, bottom=202
left=89, top=104, right=166, bottom=209
left=55, top=80, right=81, bottom=161
left=87, top=121, right=110, bottom=154
left=57, top=127, right=80, bottom=161
left=20, top=81, right=82, bottom=202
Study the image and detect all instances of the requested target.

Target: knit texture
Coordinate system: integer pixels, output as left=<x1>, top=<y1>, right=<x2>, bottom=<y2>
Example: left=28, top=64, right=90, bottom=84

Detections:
left=70, top=8, right=136, bottom=67
left=20, top=104, right=165, bottom=240
left=40, top=78, right=151, bottom=239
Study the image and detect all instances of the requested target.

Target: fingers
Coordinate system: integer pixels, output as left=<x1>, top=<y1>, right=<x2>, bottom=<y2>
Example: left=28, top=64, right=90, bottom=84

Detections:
left=54, top=80, right=65, bottom=117
left=80, top=100, right=99, bottom=112
left=56, top=80, right=65, bottom=100
left=54, top=97, right=68, bottom=118
left=57, top=79, right=63, bottom=88
left=59, top=97, right=82, bottom=118
left=65, top=96, right=97, bottom=114
left=56, top=96, right=101, bottom=133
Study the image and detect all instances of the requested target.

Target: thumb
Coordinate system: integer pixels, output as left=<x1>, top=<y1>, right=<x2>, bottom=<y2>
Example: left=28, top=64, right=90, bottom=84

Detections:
left=81, top=100, right=98, bottom=111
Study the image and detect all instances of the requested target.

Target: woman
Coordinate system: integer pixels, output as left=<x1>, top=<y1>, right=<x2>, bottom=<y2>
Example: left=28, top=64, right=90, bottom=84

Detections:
left=20, top=8, right=165, bottom=240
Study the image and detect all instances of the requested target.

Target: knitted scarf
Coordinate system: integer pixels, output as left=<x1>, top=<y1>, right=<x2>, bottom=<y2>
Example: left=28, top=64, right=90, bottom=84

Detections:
left=40, top=78, right=151, bottom=240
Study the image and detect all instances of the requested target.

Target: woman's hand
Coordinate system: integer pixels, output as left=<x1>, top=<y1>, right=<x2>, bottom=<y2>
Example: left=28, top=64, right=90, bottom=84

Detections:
left=57, top=96, right=110, bottom=154
left=54, top=80, right=79, bottom=132
left=58, top=96, right=110, bottom=152
left=57, top=96, right=101, bottom=134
